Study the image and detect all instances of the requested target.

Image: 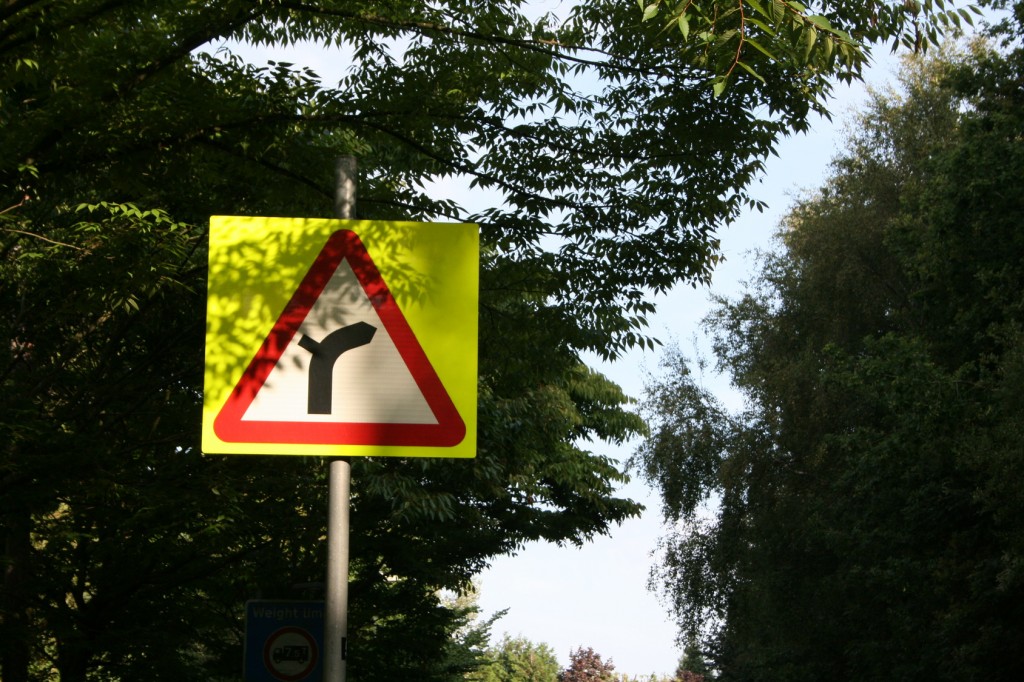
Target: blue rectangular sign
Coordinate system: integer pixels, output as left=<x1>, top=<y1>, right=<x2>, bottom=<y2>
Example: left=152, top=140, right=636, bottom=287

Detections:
left=244, top=600, right=325, bottom=682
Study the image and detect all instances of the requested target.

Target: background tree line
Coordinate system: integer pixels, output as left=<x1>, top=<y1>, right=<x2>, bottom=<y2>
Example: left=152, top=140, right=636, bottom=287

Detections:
left=463, top=629, right=711, bottom=682
left=637, top=4, right=1024, bottom=680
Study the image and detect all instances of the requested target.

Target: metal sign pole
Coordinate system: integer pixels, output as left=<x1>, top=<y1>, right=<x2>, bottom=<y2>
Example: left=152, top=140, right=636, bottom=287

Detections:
left=324, top=156, right=356, bottom=682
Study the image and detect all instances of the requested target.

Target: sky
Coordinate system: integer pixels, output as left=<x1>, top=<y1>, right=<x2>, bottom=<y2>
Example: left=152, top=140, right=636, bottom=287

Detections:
left=221, top=12, right=909, bottom=678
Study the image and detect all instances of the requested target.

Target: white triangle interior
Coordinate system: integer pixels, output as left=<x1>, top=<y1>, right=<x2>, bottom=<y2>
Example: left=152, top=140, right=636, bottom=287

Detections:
left=242, top=259, right=438, bottom=424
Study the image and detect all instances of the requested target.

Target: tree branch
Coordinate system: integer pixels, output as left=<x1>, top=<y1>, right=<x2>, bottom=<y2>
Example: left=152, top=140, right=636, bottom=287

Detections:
left=278, top=1, right=669, bottom=78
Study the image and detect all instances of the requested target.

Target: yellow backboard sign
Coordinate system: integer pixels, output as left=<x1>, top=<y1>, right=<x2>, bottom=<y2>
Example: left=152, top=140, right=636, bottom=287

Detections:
left=202, top=216, right=478, bottom=457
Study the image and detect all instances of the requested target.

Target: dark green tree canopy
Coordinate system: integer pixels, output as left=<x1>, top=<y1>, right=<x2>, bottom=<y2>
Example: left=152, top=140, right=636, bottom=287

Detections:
left=0, top=0, right=987, bottom=679
left=5, top=0, right=811, bottom=360
left=636, top=12, right=1024, bottom=680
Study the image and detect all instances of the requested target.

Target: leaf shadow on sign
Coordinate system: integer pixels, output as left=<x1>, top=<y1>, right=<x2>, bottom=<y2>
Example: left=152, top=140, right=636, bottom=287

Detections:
left=204, top=217, right=471, bottom=437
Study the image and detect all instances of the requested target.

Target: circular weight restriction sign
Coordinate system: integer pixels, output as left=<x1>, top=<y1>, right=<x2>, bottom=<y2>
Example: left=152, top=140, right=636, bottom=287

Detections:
left=263, top=626, right=319, bottom=681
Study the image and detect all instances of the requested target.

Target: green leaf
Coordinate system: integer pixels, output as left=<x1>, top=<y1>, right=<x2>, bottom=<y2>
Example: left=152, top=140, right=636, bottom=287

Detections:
left=747, top=17, right=779, bottom=37
left=805, top=14, right=834, bottom=31
left=745, top=0, right=769, bottom=19
left=769, top=0, right=788, bottom=22
left=801, top=26, right=818, bottom=63
left=642, top=3, right=660, bottom=21
left=745, top=37, right=779, bottom=61
left=736, top=60, right=766, bottom=83
left=822, top=35, right=834, bottom=61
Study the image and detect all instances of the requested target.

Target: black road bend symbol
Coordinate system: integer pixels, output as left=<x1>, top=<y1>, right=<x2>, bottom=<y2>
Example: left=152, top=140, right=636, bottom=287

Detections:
left=298, top=322, right=376, bottom=414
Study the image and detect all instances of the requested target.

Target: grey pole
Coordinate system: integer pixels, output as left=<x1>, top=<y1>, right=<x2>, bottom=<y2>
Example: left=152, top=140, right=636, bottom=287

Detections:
left=324, top=155, right=356, bottom=682
left=335, top=156, right=356, bottom=222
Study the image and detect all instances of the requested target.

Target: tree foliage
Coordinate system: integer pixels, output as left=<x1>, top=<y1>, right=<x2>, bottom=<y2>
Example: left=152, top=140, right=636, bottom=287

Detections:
left=0, top=0, right=964, bottom=679
left=559, top=645, right=617, bottom=682
left=636, top=13, right=1024, bottom=681
left=470, top=635, right=561, bottom=682
left=676, top=639, right=712, bottom=681
left=639, top=0, right=985, bottom=97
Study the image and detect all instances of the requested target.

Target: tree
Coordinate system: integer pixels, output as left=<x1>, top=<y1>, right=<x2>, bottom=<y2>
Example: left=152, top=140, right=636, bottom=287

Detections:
left=0, top=0, right=970, bottom=678
left=471, top=635, right=561, bottom=682
left=560, top=646, right=617, bottom=682
left=636, top=14, right=1024, bottom=682
left=675, top=639, right=712, bottom=681
left=422, top=585, right=507, bottom=681
left=639, top=0, right=985, bottom=97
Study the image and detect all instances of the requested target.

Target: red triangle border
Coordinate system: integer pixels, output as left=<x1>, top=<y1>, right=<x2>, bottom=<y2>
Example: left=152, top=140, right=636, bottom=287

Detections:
left=213, top=229, right=466, bottom=448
